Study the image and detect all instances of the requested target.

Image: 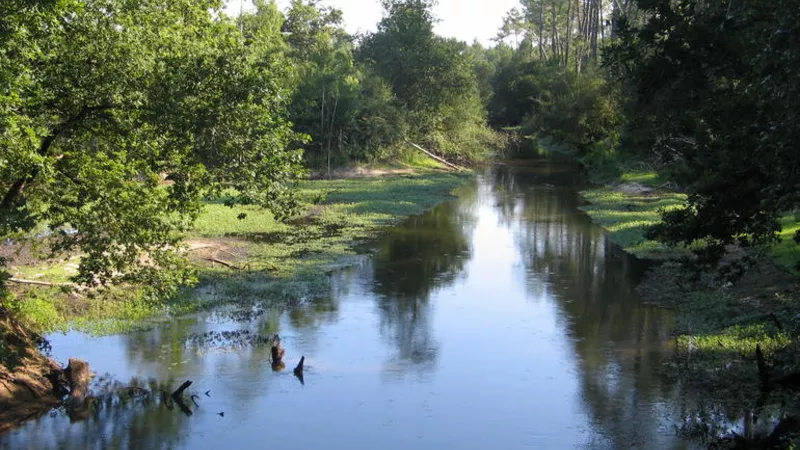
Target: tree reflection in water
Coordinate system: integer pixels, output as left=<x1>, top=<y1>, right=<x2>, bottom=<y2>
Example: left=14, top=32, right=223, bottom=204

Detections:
left=490, top=160, right=687, bottom=448
left=370, top=184, right=478, bottom=375
left=0, top=377, right=190, bottom=450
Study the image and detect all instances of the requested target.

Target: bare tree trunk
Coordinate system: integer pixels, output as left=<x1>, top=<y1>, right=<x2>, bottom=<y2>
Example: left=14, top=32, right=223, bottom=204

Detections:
left=320, top=85, right=326, bottom=161
left=539, top=0, right=546, bottom=60
left=590, top=0, right=599, bottom=60
left=551, top=2, right=558, bottom=61
left=565, top=0, right=573, bottom=67
left=326, top=93, right=339, bottom=180
left=599, top=0, right=605, bottom=54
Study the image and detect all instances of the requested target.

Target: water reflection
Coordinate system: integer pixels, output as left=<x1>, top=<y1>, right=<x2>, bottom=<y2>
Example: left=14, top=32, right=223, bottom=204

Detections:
left=490, top=160, right=684, bottom=448
left=3, top=156, right=704, bottom=449
left=371, top=191, right=478, bottom=373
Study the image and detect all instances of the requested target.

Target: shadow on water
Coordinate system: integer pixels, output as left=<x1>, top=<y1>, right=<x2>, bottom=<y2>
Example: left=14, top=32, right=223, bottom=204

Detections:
left=1, top=154, right=748, bottom=449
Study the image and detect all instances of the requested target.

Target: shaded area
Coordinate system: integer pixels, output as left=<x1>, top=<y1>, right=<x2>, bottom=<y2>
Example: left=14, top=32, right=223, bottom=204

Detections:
left=490, top=159, right=683, bottom=448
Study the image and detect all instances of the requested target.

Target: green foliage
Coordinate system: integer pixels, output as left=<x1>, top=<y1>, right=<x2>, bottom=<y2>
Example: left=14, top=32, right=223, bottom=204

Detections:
left=8, top=171, right=470, bottom=333
left=6, top=291, right=63, bottom=332
left=520, top=66, right=621, bottom=152
left=357, top=0, right=495, bottom=162
left=486, top=44, right=621, bottom=155
left=0, top=0, right=305, bottom=291
left=606, top=0, right=800, bottom=262
left=773, top=214, right=800, bottom=274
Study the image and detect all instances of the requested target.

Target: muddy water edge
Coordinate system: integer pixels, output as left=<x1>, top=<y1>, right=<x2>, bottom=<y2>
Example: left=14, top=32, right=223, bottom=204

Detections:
left=2, top=156, right=722, bottom=449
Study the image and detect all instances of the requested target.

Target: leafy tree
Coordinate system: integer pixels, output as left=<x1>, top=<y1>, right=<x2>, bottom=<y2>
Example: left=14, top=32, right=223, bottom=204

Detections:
left=0, top=0, right=304, bottom=292
left=358, top=0, right=492, bottom=161
left=606, top=0, right=800, bottom=260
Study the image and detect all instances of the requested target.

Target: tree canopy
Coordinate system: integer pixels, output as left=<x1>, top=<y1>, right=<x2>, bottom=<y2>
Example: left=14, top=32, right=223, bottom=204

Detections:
left=606, top=0, right=800, bottom=258
left=1, top=0, right=304, bottom=292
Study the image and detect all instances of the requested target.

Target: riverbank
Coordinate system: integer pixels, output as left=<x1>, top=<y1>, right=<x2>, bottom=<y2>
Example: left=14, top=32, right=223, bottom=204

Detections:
left=574, top=146, right=800, bottom=444
left=3, top=168, right=472, bottom=335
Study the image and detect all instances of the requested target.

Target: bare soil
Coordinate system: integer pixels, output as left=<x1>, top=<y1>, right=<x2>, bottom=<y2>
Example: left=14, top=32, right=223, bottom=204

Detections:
left=308, top=166, right=416, bottom=180
left=0, top=306, right=67, bottom=434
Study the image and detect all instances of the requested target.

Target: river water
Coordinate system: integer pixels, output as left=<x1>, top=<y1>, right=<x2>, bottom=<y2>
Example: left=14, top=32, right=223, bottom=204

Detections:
left=2, top=157, right=696, bottom=449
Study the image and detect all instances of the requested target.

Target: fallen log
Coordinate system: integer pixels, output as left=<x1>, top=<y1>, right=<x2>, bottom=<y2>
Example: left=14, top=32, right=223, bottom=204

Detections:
left=189, top=246, right=239, bottom=259
left=404, top=140, right=465, bottom=171
left=203, top=257, right=240, bottom=270
left=270, top=335, right=285, bottom=365
left=8, top=278, right=75, bottom=288
left=65, top=359, right=91, bottom=403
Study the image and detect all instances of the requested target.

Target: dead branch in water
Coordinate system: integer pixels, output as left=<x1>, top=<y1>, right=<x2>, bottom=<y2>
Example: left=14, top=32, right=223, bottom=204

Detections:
left=171, top=380, right=192, bottom=399
left=293, top=356, right=305, bottom=385
left=171, top=380, right=193, bottom=417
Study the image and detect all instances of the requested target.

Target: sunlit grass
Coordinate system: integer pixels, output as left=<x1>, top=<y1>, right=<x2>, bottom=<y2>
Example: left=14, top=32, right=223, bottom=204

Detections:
left=7, top=170, right=472, bottom=334
left=620, top=170, right=663, bottom=188
left=772, top=212, right=800, bottom=274
left=579, top=187, right=688, bottom=258
left=9, top=260, right=78, bottom=284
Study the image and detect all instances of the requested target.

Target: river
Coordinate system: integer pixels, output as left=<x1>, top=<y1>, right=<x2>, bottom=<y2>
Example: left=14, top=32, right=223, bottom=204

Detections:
left=2, top=156, right=696, bottom=449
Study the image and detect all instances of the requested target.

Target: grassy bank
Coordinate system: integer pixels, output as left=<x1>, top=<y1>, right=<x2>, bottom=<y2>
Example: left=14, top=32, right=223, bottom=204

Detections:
left=5, top=169, right=472, bottom=334
left=578, top=174, right=687, bottom=259
left=569, top=139, right=800, bottom=442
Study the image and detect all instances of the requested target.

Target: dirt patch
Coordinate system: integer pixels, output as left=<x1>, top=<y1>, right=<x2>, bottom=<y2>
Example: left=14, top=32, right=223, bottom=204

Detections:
left=309, top=166, right=416, bottom=180
left=614, top=182, right=654, bottom=195
left=0, top=306, right=68, bottom=434
left=185, top=239, right=250, bottom=268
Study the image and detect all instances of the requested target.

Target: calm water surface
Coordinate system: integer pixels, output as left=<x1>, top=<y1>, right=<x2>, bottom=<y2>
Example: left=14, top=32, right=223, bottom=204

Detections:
left=2, top=158, right=694, bottom=449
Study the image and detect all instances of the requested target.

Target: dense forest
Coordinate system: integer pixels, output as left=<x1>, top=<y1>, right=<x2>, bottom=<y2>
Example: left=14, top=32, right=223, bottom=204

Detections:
left=1, top=0, right=798, bottom=295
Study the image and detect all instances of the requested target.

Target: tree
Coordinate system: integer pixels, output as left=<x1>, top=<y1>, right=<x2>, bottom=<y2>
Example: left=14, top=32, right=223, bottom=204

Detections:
left=358, top=0, right=491, bottom=160
left=606, top=0, right=800, bottom=260
left=0, top=0, right=305, bottom=292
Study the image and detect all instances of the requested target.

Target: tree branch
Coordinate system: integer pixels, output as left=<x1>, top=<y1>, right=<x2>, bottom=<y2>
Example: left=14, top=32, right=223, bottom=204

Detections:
left=1, top=103, right=113, bottom=209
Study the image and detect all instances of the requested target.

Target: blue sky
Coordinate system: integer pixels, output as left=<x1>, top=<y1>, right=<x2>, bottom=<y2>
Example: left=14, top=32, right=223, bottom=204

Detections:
left=224, top=0, right=520, bottom=45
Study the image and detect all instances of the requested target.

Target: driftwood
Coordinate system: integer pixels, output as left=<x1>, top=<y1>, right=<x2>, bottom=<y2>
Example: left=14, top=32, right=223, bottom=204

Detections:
left=189, top=246, right=238, bottom=259
left=404, top=140, right=465, bottom=171
left=271, top=334, right=286, bottom=372
left=8, top=278, right=75, bottom=288
left=293, top=356, right=305, bottom=385
left=65, top=359, right=91, bottom=403
left=203, top=257, right=240, bottom=270
left=170, top=380, right=193, bottom=416
left=65, top=358, right=94, bottom=422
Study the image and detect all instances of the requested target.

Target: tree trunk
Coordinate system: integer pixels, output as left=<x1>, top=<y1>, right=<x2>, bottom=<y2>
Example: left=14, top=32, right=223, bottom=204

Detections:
left=539, top=0, right=546, bottom=60
left=1, top=104, right=110, bottom=210
left=326, top=93, right=339, bottom=180
left=565, top=0, right=573, bottom=67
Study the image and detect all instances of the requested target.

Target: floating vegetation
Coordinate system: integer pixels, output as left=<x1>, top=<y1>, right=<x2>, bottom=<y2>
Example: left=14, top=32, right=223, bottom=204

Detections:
left=182, top=330, right=273, bottom=351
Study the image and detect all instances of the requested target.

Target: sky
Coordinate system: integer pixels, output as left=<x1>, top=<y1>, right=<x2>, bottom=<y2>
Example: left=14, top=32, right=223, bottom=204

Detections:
left=223, top=0, right=520, bottom=46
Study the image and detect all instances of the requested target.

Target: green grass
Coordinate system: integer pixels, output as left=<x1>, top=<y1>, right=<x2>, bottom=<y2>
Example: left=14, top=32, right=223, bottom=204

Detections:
left=639, top=262, right=800, bottom=413
left=579, top=185, right=688, bottom=258
left=9, top=259, right=78, bottom=284
left=773, top=212, right=800, bottom=274
left=7, top=170, right=472, bottom=334
left=619, top=170, right=664, bottom=188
